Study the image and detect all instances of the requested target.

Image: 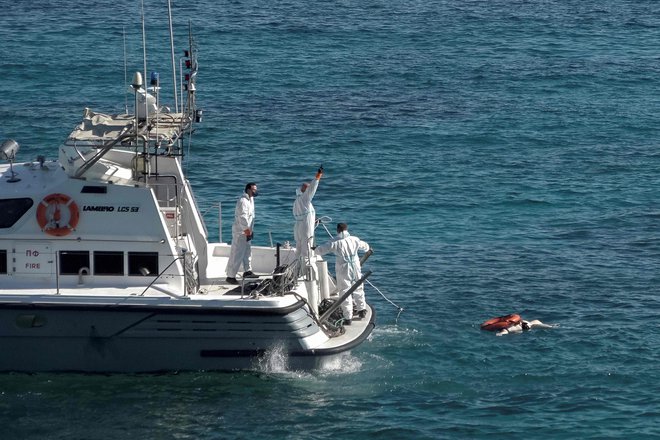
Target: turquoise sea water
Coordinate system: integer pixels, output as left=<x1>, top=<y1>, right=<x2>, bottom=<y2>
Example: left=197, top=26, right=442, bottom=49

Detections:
left=2, top=0, right=660, bottom=438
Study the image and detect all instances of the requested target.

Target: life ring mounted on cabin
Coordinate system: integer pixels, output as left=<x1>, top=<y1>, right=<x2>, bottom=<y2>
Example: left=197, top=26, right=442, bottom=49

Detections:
left=36, top=193, right=80, bottom=237
left=480, top=314, right=522, bottom=332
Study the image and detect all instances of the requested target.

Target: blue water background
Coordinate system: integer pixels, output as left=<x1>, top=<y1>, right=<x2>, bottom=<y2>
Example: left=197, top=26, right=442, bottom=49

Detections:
left=1, top=0, right=660, bottom=438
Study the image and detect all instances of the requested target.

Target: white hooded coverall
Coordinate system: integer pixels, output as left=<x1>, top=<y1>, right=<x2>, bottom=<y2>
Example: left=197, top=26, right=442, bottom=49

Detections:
left=293, top=177, right=320, bottom=258
left=226, top=193, right=255, bottom=278
left=315, top=231, right=369, bottom=320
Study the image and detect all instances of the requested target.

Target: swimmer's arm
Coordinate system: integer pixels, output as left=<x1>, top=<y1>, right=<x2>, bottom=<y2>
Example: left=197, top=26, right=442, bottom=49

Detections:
left=528, top=320, right=555, bottom=329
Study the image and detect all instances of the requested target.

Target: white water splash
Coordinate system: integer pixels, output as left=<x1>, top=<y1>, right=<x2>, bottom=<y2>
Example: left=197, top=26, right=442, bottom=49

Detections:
left=254, top=343, right=364, bottom=378
left=317, top=353, right=363, bottom=375
left=256, top=343, right=290, bottom=373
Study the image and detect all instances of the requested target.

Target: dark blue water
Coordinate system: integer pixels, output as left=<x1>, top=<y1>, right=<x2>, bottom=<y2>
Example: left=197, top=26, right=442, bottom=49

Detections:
left=2, top=0, right=660, bottom=438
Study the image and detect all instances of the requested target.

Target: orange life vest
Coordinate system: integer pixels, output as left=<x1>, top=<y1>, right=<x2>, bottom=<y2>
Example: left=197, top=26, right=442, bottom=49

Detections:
left=480, top=314, right=522, bottom=332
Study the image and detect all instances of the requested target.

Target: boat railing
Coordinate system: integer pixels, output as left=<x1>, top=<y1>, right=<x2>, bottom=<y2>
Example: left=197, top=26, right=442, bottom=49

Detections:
left=142, top=175, right=187, bottom=240
left=73, top=133, right=146, bottom=179
left=11, top=248, right=188, bottom=295
left=141, top=174, right=180, bottom=208
left=139, top=251, right=191, bottom=299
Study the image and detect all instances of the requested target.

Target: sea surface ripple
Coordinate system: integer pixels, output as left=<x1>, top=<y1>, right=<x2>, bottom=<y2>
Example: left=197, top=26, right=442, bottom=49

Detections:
left=1, top=0, right=660, bottom=438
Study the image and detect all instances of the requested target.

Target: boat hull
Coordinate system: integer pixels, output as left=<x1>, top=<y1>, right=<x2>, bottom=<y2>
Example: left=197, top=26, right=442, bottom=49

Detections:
left=0, top=300, right=374, bottom=372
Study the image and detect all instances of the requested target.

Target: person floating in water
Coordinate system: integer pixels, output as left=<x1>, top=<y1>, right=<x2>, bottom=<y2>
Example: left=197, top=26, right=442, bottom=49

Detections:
left=480, top=313, right=556, bottom=336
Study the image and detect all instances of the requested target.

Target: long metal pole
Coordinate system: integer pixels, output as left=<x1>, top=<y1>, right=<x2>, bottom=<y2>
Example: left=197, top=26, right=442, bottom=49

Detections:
left=319, top=270, right=372, bottom=323
left=123, top=27, right=128, bottom=113
left=140, top=0, right=149, bottom=185
left=218, top=202, right=222, bottom=243
left=141, top=0, right=148, bottom=100
left=167, top=0, right=179, bottom=112
left=359, top=249, right=373, bottom=265
left=55, top=251, right=60, bottom=295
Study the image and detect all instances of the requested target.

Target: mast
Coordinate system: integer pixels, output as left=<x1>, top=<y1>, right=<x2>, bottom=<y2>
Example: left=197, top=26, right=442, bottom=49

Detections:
left=167, top=0, right=179, bottom=113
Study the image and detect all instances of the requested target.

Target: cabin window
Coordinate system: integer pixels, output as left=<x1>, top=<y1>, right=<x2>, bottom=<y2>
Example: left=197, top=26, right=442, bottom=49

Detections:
left=128, top=252, right=158, bottom=276
left=0, top=250, right=6, bottom=274
left=59, top=251, right=90, bottom=275
left=81, top=186, right=107, bottom=194
left=0, top=198, right=34, bottom=228
left=94, top=251, right=124, bottom=276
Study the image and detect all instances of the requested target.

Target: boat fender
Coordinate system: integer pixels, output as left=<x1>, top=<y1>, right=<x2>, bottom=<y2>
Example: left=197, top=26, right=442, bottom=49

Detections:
left=480, top=314, right=522, bottom=332
left=36, top=193, right=80, bottom=237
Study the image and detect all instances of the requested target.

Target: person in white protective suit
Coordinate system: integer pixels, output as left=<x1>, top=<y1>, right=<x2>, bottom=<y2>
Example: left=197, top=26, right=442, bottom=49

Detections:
left=225, top=182, right=259, bottom=285
left=293, top=166, right=323, bottom=259
left=314, top=223, right=370, bottom=325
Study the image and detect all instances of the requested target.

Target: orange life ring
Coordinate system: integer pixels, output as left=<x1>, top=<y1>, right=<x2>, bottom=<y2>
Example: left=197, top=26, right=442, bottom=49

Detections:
left=36, top=193, right=80, bottom=237
left=480, top=314, right=522, bottom=332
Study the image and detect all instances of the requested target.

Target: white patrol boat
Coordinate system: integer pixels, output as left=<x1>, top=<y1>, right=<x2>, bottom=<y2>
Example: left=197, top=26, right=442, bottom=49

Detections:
left=0, top=21, right=374, bottom=373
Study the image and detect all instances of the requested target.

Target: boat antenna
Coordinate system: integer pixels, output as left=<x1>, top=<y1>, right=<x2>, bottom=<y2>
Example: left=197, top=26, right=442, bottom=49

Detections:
left=185, top=20, right=194, bottom=163
left=123, top=26, right=128, bottom=113
left=140, top=0, right=149, bottom=180
left=141, top=0, right=148, bottom=92
left=167, top=0, right=179, bottom=113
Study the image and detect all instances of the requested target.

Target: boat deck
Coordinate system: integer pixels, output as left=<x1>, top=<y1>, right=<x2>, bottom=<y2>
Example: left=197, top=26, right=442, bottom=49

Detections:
left=313, top=306, right=375, bottom=351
